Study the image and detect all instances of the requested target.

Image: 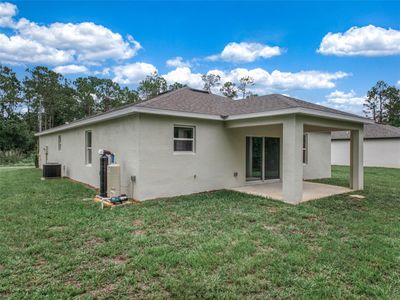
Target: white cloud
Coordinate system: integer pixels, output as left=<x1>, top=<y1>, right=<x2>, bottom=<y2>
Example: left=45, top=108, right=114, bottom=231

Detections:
left=160, top=66, right=349, bottom=94
left=166, top=56, right=190, bottom=68
left=162, top=67, right=203, bottom=88
left=318, top=25, right=400, bottom=56
left=53, top=64, right=89, bottom=74
left=113, top=62, right=157, bottom=84
left=207, top=42, right=282, bottom=63
left=94, top=67, right=111, bottom=76
left=0, top=2, right=141, bottom=65
left=216, top=68, right=348, bottom=91
left=0, top=33, right=73, bottom=64
left=326, top=90, right=365, bottom=105
left=397, top=80, right=400, bottom=87
left=0, top=2, right=17, bottom=27
left=318, top=90, right=365, bottom=115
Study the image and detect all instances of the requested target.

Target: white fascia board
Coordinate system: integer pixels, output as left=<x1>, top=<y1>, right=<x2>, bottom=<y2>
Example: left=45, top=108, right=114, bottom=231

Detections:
left=35, top=105, right=372, bottom=137
left=226, top=107, right=373, bottom=124
left=226, top=108, right=300, bottom=120
left=134, top=107, right=222, bottom=120
left=299, top=108, right=373, bottom=124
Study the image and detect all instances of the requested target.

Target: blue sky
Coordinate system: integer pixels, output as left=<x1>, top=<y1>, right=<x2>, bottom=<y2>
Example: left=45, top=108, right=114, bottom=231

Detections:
left=1, top=1, right=400, bottom=115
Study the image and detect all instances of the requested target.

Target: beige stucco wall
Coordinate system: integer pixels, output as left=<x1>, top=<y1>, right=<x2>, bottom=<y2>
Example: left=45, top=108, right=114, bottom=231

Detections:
left=135, top=114, right=240, bottom=200
left=39, top=115, right=139, bottom=196
left=38, top=113, right=332, bottom=201
left=135, top=114, right=331, bottom=200
left=303, top=132, right=331, bottom=179
left=332, top=138, right=400, bottom=168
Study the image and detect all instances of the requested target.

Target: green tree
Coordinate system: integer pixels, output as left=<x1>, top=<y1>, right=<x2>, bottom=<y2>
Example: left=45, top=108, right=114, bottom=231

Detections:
left=201, top=74, right=221, bottom=92
left=23, top=66, right=75, bottom=131
left=0, top=117, right=34, bottom=153
left=364, top=80, right=388, bottom=123
left=137, top=72, right=168, bottom=100
left=74, top=77, right=139, bottom=118
left=169, top=82, right=187, bottom=91
left=120, top=86, right=140, bottom=104
left=220, top=81, right=237, bottom=98
left=0, top=65, right=22, bottom=119
left=238, top=76, right=255, bottom=99
left=73, top=77, right=98, bottom=117
left=384, top=86, right=400, bottom=127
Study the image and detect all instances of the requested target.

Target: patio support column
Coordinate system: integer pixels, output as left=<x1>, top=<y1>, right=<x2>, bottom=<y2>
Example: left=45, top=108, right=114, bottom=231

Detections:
left=282, top=116, right=303, bottom=204
left=350, top=129, right=364, bottom=190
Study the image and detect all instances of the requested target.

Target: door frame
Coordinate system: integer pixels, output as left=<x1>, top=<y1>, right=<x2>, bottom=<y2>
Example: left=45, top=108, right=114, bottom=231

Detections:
left=245, top=135, right=281, bottom=183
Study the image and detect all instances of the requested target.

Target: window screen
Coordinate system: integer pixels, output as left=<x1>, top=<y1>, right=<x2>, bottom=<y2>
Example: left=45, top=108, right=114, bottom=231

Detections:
left=173, top=126, right=195, bottom=152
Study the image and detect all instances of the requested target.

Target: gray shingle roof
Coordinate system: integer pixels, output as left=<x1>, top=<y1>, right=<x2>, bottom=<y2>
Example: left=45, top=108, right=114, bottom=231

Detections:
left=36, top=87, right=371, bottom=136
left=136, top=87, right=362, bottom=118
left=332, top=123, right=400, bottom=140
left=135, top=88, right=234, bottom=115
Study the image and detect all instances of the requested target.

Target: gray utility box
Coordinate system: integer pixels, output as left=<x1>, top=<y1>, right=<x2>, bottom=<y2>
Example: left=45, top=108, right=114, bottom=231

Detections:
left=43, top=163, right=61, bottom=178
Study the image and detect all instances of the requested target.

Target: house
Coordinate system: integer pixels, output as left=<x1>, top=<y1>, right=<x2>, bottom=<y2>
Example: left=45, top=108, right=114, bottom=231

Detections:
left=36, top=87, right=370, bottom=204
left=332, top=123, right=400, bottom=168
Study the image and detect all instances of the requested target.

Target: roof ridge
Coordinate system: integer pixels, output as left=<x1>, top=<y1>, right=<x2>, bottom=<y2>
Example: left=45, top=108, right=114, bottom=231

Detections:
left=135, top=87, right=188, bottom=106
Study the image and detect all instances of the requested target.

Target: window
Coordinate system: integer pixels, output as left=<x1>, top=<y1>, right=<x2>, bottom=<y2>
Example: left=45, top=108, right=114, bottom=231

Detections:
left=58, top=135, right=61, bottom=151
left=302, top=134, right=308, bottom=164
left=85, top=130, right=92, bottom=165
left=173, top=126, right=195, bottom=152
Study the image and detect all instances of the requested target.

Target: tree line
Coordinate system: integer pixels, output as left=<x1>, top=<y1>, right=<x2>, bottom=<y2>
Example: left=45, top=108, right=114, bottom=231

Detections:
left=0, top=65, right=256, bottom=163
left=363, top=80, right=400, bottom=127
left=1, top=63, right=399, bottom=163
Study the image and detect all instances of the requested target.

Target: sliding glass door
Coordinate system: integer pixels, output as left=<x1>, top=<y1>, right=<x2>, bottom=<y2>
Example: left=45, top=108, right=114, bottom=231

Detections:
left=246, top=136, right=280, bottom=181
left=245, top=137, right=263, bottom=181
left=264, top=137, right=280, bottom=180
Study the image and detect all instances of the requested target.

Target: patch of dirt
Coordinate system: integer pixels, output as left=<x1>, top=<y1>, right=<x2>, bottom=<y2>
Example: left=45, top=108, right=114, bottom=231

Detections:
left=85, top=237, right=105, bottom=247
left=266, top=207, right=279, bottom=213
left=132, top=219, right=143, bottom=226
left=131, top=230, right=145, bottom=236
left=307, top=216, right=325, bottom=223
left=0, top=264, right=4, bottom=272
left=110, top=255, right=128, bottom=265
left=254, top=240, right=275, bottom=253
left=102, top=255, right=129, bottom=266
left=90, top=283, right=118, bottom=298
left=289, top=228, right=306, bottom=235
left=0, top=291, right=11, bottom=298
left=65, top=277, right=82, bottom=290
left=34, top=258, right=47, bottom=267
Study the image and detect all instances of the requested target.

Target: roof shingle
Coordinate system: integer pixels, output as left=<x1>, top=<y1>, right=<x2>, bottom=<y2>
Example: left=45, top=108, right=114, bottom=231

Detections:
left=136, top=87, right=362, bottom=118
left=332, top=123, right=400, bottom=140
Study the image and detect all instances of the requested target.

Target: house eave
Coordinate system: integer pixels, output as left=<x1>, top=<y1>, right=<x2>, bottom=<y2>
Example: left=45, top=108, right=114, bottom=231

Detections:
left=35, top=107, right=222, bottom=136
left=35, top=105, right=372, bottom=137
left=332, top=136, right=400, bottom=141
left=35, top=106, right=139, bottom=136
left=226, top=107, right=372, bottom=124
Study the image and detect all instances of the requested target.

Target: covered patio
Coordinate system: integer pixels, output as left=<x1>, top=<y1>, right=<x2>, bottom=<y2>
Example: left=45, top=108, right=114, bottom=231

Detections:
left=226, top=112, right=366, bottom=204
left=230, top=181, right=353, bottom=203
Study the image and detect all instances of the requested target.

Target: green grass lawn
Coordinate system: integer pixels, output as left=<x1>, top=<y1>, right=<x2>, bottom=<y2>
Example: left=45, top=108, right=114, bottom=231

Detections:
left=0, top=166, right=399, bottom=299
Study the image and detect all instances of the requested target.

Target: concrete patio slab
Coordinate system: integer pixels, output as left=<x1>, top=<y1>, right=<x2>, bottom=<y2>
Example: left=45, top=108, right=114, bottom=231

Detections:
left=230, top=181, right=352, bottom=203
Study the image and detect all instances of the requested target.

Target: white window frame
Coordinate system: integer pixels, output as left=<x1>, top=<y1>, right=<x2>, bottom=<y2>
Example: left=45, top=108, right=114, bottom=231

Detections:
left=173, top=125, right=196, bottom=154
left=58, top=135, right=62, bottom=151
left=302, top=133, right=308, bottom=165
left=85, top=130, right=92, bottom=165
